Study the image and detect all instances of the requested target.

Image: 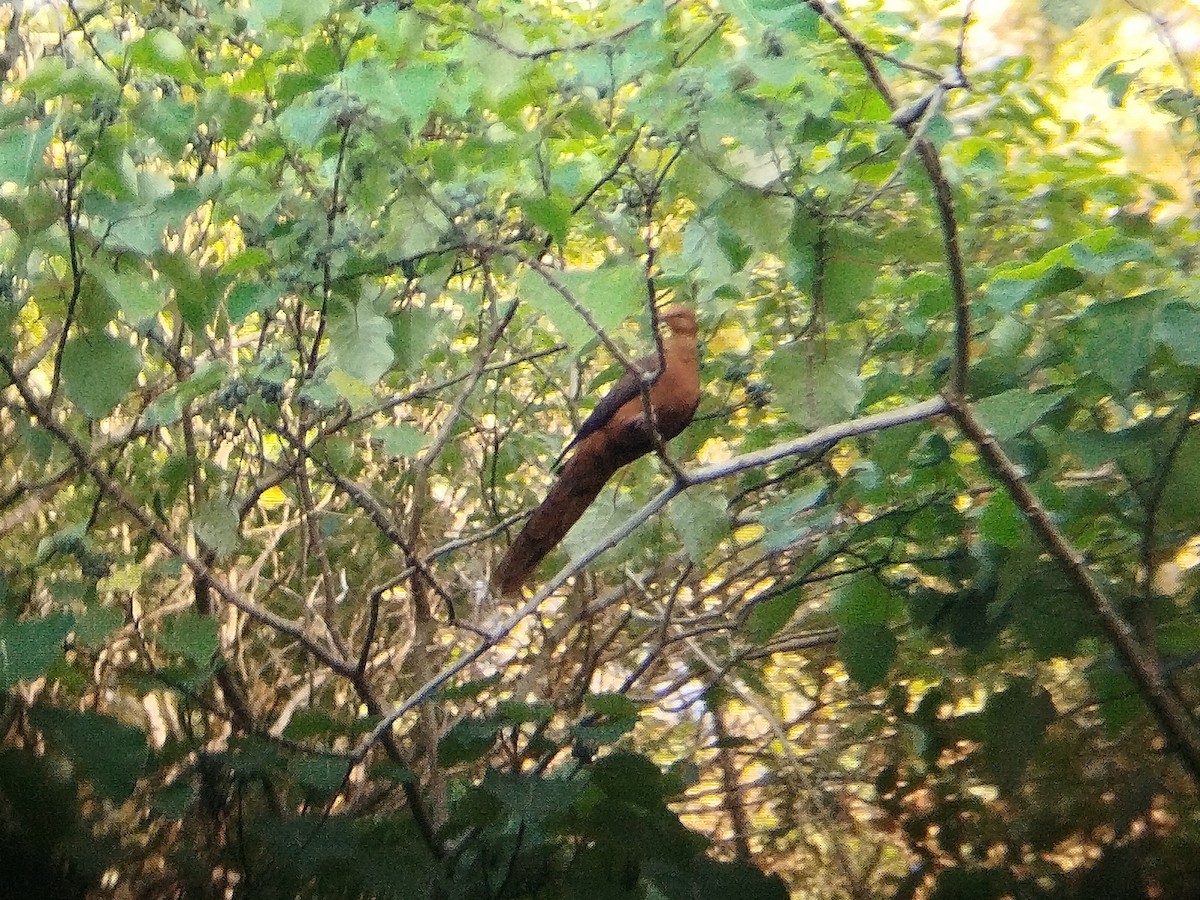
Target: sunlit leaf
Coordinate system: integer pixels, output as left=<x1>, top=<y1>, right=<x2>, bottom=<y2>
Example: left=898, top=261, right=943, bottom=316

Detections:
left=61, top=331, right=141, bottom=420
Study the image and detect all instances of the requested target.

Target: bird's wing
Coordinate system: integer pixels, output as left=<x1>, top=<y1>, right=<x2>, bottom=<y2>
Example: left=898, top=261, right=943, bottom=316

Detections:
left=551, top=353, right=660, bottom=470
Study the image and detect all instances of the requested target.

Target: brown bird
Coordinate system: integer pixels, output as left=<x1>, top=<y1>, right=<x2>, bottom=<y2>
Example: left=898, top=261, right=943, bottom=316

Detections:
left=492, top=305, right=701, bottom=597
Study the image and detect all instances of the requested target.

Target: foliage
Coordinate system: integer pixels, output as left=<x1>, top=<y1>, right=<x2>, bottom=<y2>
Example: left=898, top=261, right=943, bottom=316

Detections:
left=2, top=0, right=1200, bottom=897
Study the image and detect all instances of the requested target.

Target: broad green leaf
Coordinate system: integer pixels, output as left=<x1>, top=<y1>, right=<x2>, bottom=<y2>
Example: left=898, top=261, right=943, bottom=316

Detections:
left=328, top=298, right=394, bottom=385
left=583, top=693, right=639, bottom=720
left=838, top=624, right=896, bottom=689
left=982, top=678, right=1056, bottom=791
left=139, top=97, right=197, bottom=156
left=518, top=264, right=644, bottom=352
left=522, top=193, right=572, bottom=245
left=277, top=102, right=334, bottom=146
left=823, top=227, right=882, bottom=322
left=391, top=306, right=444, bottom=372
left=1079, top=294, right=1158, bottom=392
left=1160, top=431, right=1200, bottom=528
left=0, top=123, right=53, bottom=187
left=151, top=780, right=194, bottom=818
left=668, top=489, right=728, bottom=565
left=759, top=483, right=828, bottom=551
left=159, top=612, right=219, bottom=664
left=1040, top=0, right=1100, bottom=29
left=563, top=491, right=639, bottom=566
left=767, top=341, right=863, bottom=429
left=590, top=751, right=665, bottom=806
left=223, top=248, right=273, bottom=276
left=0, top=613, right=74, bottom=689
left=437, top=718, right=500, bottom=767
left=326, top=369, right=374, bottom=409
left=978, top=490, right=1024, bottom=549
left=97, top=265, right=163, bottom=326
left=1155, top=300, right=1200, bottom=366
left=226, top=281, right=285, bottom=322
left=61, top=331, right=141, bottom=420
left=985, top=264, right=1085, bottom=313
left=343, top=61, right=443, bottom=125
left=283, top=710, right=340, bottom=741
left=192, top=495, right=240, bottom=559
left=73, top=606, right=125, bottom=649
left=496, top=700, right=554, bottom=725
left=745, top=586, right=804, bottom=643
left=30, top=707, right=147, bottom=803
left=1088, top=667, right=1142, bottom=736
left=159, top=252, right=219, bottom=331
left=376, top=425, right=430, bottom=458
left=1068, top=227, right=1152, bottom=275
left=974, top=389, right=1067, bottom=441
left=831, top=576, right=903, bottom=628
left=129, top=30, right=196, bottom=81
left=289, top=754, right=349, bottom=795
left=34, top=522, right=86, bottom=564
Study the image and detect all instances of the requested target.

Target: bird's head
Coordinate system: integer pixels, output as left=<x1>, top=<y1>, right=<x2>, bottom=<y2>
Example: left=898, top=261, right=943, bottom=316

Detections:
left=660, top=305, right=698, bottom=337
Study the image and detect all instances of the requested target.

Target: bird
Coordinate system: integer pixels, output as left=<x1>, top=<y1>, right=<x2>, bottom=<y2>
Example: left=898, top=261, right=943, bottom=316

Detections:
left=492, top=305, right=702, bottom=597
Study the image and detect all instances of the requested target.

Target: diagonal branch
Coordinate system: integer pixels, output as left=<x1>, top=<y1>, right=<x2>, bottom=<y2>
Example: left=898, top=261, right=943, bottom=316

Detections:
left=944, top=393, right=1200, bottom=782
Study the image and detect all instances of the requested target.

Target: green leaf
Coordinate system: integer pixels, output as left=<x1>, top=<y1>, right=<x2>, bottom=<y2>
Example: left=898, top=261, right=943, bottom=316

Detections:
left=343, top=61, right=444, bottom=125
left=0, top=613, right=74, bottom=689
left=151, top=779, right=194, bottom=818
left=328, top=297, right=394, bottom=385
left=982, top=678, right=1056, bottom=791
left=974, top=389, right=1067, bottom=441
left=159, top=613, right=219, bottom=664
left=522, top=193, right=572, bottom=245
left=758, top=483, right=827, bottom=551
left=0, top=123, right=53, bottom=187
left=97, top=265, right=164, bottom=326
left=282, top=710, right=340, bottom=741
left=767, top=341, right=863, bottom=429
left=978, top=490, right=1024, bottom=549
left=73, top=606, right=124, bottom=649
left=277, top=102, right=334, bottom=146
left=985, top=264, right=1085, bottom=313
left=1080, top=294, right=1158, bottom=392
left=497, top=700, right=554, bottom=725
left=584, top=693, right=640, bottom=720
left=1160, top=431, right=1200, bottom=528
left=34, top=522, right=86, bottom=564
left=590, top=751, right=665, bottom=806
left=668, top=489, right=728, bottom=564
left=30, top=707, right=148, bottom=803
left=437, top=718, right=500, bottom=767
left=838, top=623, right=896, bottom=689
left=129, top=30, right=196, bottom=81
left=1068, top=227, right=1152, bottom=275
left=831, top=576, right=903, bottom=628
left=376, top=424, right=430, bottom=458
left=1040, top=0, right=1100, bottom=29
left=226, top=281, right=285, bottom=322
left=61, top=331, right=142, bottom=420
left=159, top=252, right=219, bottom=331
left=326, top=370, right=374, bottom=409
left=745, top=586, right=804, bottom=643
left=1154, top=300, right=1200, bottom=366
left=518, top=264, right=644, bottom=352
left=289, top=754, right=350, bottom=796
left=823, top=227, right=882, bottom=322
left=192, top=495, right=240, bottom=559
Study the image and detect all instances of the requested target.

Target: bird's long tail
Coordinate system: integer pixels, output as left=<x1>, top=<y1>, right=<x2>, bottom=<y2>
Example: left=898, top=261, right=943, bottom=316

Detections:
left=492, top=445, right=619, bottom=597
